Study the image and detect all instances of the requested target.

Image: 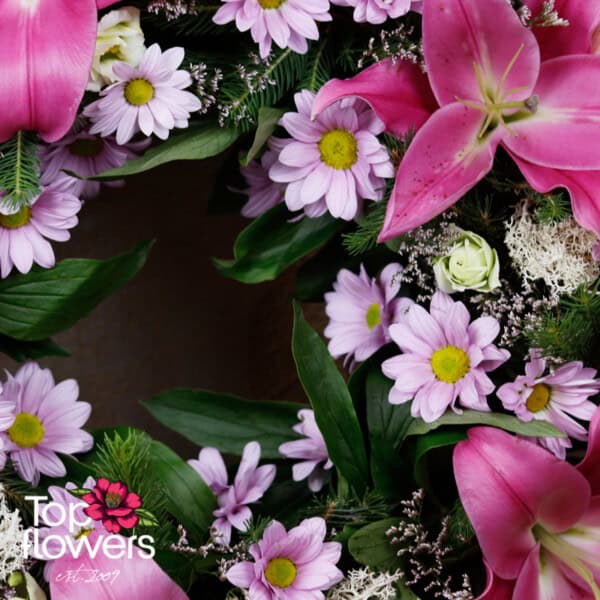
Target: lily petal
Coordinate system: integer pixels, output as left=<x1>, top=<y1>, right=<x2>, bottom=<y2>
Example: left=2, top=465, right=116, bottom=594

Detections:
left=97, top=0, right=120, bottom=6
left=312, top=59, right=437, bottom=137
left=423, top=0, right=539, bottom=106
left=578, top=407, right=600, bottom=495
left=510, top=152, right=600, bottom=235
left=454, top=427, right=591, bottom=580
left=477, top=562, right=515, bottom=600
left=379, top=103, right=500, bottom=241
left=525, top=0, right=600, bottom=61
left=505, top=56, right=600, bottom=170
left=0, top=0, right=98, bottom=142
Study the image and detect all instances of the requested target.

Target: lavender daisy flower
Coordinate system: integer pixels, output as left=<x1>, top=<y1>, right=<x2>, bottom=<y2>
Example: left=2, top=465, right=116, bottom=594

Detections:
left=279, top=409, right=332, bottom=492
left=240, top=137, right=289, bottom=218
left=332, top=0, right=415, bottom=24
left=0, top=185, right=81, bottom=279
left=382, top=291, right=510, bottom=423
left=226, top=517, right=343, bottom=599
left=269, top=90, right=394, bottom=221
left=213, top=0, right=331, bottom=59
left=85, top=43, right=202, bottom=145
left=497, top=349, right=600, bottom=458
left=189, top=441, right=275, bottom=545
left=0, top=363, right=93, bottom=485
left=324, top=263, right=412, bottom=366
left=39, top=123, right=150, bottom=199
left=0, top=387, right=14, bottom=471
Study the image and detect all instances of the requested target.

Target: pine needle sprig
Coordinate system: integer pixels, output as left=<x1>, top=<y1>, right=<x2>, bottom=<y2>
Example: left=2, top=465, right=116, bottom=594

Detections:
left=0, top=132, right=41, bottom=211
left=342, top=200, right=389, bottom=256
left=299, top=39, right=334, bottom=93
left=217, top=48, right=307, bottom=130
left=533, top=191, right=571, bottom=224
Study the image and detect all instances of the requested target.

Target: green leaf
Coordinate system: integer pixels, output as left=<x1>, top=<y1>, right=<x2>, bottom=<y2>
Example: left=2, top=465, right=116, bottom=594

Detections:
left=66, top=488, right=93, bottom=498
left=91, top=124, right=240, bottom=180
left=413, top=430, right=466, bottom=491
left=213, top=205, right=340, bottom=284
left=406, top=410, right=566, bottom=438
left=366, top=369, right=414, bottom=498
left=348, top=518, right=401, bottom=571
left=240, top=107, right=284, bottom=166
left=292, top=301, right=369, bottom=495
left=143, top=389, right=303, bottom=458
left=149, top=441, right=215, bottom=540
left=136, top=508, right=160, bottom=528
left=0, top=241, right=153, bottom=340
left=0, top=335, right=69, bottom=361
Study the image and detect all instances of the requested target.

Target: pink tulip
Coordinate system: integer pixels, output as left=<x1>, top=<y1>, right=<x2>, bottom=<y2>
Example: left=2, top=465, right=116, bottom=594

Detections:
left=0, top=0, right=119, bottom=143
left=314, top=0, right=600, bottom=241
left=454, top=407, right=600, bottom=599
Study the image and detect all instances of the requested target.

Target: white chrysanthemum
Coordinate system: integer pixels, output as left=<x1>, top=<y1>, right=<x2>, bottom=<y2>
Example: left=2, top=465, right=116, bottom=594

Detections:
left=0, top=484, right=26, bottom=582
left=327, top=568, right=401, bottom=600
left=505, top=201, right=600, bottom=298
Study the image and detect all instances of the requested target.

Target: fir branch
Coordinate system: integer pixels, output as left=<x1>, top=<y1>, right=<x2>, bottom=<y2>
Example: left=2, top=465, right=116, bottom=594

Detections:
left=0, top=132, right=41, bottom=210
left=533, top=192, right=571, bottom=224
left=217, top=48, right=307, bottom=131
left=300, top=40, right=333, bottom=93
left=342, top=198, right=389, bottom=256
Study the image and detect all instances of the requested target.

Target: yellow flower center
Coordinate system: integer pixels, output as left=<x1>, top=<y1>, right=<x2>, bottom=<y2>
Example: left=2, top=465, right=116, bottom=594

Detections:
left=431, top=346, right=470, bottom=384
left=318, top=129, right=358, bottom=170
left=7, top=413, right=45, bottom=448
left=258, top=0, right=286, bottom=8
left=75, top=528, right=93, bottom=540
left=264, top=557, right=297, bottom=588
left=525, top=383, right=551, bottom=413
left=124, top=79, right=154, bottom=106
left=0, top=206, right=31, bottom=230
left=365, top=303, right=381, bottom=330
left=68, top=138, right=105, bottom=157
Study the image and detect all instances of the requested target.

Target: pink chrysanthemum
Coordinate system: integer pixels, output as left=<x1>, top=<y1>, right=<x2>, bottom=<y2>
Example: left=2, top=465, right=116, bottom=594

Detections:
left=279, top=409, right=332, bottom=492
left=226, top=517, right=343, bottom=599
left=213, top=0, right=331, bottom=59
left=382, top=291, right=510, bottom=422
left=0, top=185, right=81, bottom=279
left=332, top=0, right=416, bottom=24
left=0, top=363, right=93, bottom=485
left=240, top=137, right=289, bottom=218
left=497, top=349, right=600, bottom=458
left=39, top=123, right=150, bottom=199
left=269, top=90, right=394, bottom=221
left=85, top=43, right=201, bottom=144
left=324, top=263, right=412, bottom=366
left=189, top=441, right=275, bottom=545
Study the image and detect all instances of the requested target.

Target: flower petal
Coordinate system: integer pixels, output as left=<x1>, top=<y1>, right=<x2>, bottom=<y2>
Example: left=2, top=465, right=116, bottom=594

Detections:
left=0, top=0, right=98, bottom=142
left=578, top=406, right=600, bottom=494
left=312, top=59, right=436, bottom=137
left=379, top=103, right=500, bottom=241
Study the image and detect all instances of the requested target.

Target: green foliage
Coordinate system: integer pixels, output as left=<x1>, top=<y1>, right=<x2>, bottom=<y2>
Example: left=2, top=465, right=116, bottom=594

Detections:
left=240, top=106, right=284, bottom=166
left=348, top=518, right=402, bottom=571
left=213, top=204, right=340, bottom=283
left=90, top=124, right=239, bottom=179
left=143, top=389, right=302, bottom=458
left=0, top=336, right=69, bottom=362
left=0, top=132, right=41, bottom=211
left=412, top=430, right=466, bottom=491
left=92, top=430, right=173, bottom=546
left=149, top=441, right=216, bottom=541
left=299, top=39, right=334, bottom=92
left=143, top=6, right=223, bottom=37
left=406, top=409, right=566, bottom=438
left=0, top=241, right=153, bottom=341
left=342, top=200, right=388, bottom=256
left=218, top=48, right=307, bottom=132
left=527, top=283, right=600, bottom=363
left=533, top=192, right=571, bottom=224
left=306, top=492, right=391, bottom=531
left=292, top=301, right=369, bottom=495
left=447, top=500, right=475, bottom=546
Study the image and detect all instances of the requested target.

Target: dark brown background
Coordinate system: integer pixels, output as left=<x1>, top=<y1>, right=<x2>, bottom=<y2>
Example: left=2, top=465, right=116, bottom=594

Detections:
left=0, top=159, right=312, bottom=459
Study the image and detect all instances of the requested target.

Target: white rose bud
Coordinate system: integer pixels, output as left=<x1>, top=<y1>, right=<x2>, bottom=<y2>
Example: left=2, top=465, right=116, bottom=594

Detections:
left=433, top=230, right=500, bottom=293
left=87, top=7, right=145, bottom=92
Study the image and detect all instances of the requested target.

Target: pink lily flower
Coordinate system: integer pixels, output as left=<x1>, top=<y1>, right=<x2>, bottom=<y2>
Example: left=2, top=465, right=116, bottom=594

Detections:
left=454, top=407, right=600, bottom=599
left=0, top=0, right=119, bottom=143
left=314, top=0, right=600, bottom=241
